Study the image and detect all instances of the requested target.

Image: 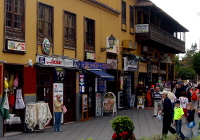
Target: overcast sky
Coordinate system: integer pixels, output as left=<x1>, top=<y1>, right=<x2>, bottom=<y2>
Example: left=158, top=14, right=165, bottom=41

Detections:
left=151, top=0, right=200, bottom=53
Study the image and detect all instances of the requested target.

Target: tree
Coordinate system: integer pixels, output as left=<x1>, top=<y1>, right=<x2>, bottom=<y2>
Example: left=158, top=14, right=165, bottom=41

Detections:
left=192, top=52, right=200, bottom=76
left=177, top=66, right=196, bottom=80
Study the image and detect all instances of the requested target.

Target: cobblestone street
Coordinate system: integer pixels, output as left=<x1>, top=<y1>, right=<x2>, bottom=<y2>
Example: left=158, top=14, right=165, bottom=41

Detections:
left=2, top=108, right=198, bottom=140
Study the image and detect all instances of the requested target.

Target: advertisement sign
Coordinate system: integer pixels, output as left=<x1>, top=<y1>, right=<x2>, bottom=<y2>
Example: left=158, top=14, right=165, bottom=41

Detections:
left=79, top=74, right=85, bottom=93
left=7, top=40, right=25, bottom=51
left=96, top=93, right=101, bottom=116
left=107, top=59, right=117, bottom=69
left=98, top=78, right=106, bottom=92
left=53, top=83, right=64, bottom=123
left=79, top=61, right=108, bottom=70
left=135, top=24, right=149, bottom=33
left=139, top=62, right=147, bottom=73
left=53, top=68, right=65, bottom=83
left=36, top=55, right=79, bottom=68
left=160, top=70, right=167, bottom=74
left=86, top=52, right=96, bottom=60
left=106, top=37, right=119, bottom=54
left=82, top=94, right=88, bottom=112
left=152, top=65, right=158, bottom=74
left=137, top=96, right=144, bottom=109
left=42, top=38, right=51, bottom=55
left=103, top=92, right=114, bottom=113
left=124, top=57, right=138, bottom=71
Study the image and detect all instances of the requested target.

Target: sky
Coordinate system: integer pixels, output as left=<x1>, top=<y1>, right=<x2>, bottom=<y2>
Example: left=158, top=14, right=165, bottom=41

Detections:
left=150, top=0, right=200, bottom=54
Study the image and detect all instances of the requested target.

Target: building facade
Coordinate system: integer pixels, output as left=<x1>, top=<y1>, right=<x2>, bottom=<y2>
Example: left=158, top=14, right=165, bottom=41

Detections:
left=0, top=0, right=187, bottom=137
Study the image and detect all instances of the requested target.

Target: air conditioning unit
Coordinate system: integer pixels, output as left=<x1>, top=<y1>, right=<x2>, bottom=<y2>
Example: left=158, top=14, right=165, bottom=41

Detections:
left=122, top=40, right=136, bottom=50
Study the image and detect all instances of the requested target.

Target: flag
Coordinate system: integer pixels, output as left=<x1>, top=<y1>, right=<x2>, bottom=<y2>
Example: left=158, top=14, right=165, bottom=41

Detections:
left=0, top=91, right=10, bottom=120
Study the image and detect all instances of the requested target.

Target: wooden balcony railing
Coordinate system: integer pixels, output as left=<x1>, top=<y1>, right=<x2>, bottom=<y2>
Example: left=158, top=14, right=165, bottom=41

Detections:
left=135, top=24, right=185, bottom=53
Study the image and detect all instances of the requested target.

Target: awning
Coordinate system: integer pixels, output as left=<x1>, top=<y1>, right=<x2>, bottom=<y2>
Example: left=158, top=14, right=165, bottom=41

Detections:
left=87, top=69, right=114, bottom=81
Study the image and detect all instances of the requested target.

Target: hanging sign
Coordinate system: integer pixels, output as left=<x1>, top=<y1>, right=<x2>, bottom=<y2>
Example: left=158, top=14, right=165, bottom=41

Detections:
left=7, top=40, right=25, bottom=51
left=96, top=93, right=101, bottom=116
left=86, top=52, right=96, bottom=60
left=107, top=59, right=117, bottom=69
left=82, top=94, right=88, bottom=112
left=79, top=74, right=85, bottom=93
left=42, top=38, right=51, bottom=55
left=139, top=62, right=147, bottom=73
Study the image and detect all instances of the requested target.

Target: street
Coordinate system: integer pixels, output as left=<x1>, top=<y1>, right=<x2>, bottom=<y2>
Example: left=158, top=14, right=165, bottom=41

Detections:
left=2, top=108, right=198, bottom=140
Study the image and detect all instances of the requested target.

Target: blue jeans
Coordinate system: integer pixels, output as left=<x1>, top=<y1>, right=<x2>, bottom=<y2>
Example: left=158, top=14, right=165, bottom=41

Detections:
left=54, top=112, right=62, bottom=131
left=175, top=120, right=185, bottom=140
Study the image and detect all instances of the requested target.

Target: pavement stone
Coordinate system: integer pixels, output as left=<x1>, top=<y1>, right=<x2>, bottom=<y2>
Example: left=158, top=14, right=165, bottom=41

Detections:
left=1, top=108, right=199, bottom=140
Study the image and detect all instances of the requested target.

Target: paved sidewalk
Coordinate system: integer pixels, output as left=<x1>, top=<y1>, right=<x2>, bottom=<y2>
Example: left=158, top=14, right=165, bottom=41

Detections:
left=1, top=108, right=199, bottom=140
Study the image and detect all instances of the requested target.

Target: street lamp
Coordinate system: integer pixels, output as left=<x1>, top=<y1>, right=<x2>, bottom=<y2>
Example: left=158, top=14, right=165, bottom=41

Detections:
left=101, top=34, right=116, bottom=52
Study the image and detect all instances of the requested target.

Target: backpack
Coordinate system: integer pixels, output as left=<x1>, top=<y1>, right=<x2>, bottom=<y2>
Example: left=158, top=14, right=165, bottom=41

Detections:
left=191, top=90, right=198, bottom=101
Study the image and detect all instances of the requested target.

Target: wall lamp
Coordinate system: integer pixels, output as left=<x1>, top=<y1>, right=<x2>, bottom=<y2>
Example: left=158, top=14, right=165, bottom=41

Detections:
left=101, top=34, right=116, bottom=52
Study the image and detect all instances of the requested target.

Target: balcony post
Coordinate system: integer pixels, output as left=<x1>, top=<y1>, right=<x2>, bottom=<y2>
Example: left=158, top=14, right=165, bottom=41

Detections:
left=148, top=8, right=151, bottom=24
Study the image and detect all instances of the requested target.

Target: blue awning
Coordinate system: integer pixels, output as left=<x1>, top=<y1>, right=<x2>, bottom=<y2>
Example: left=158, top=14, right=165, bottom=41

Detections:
left=87, top=69, right=114, bottom=81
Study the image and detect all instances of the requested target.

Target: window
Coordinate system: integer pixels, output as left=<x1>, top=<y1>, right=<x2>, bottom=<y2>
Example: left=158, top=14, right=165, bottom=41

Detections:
left=64, top=12, right=76, bottom=49
left=38, top=3, right=53, bottom=44
left=137, top=11, right=141, bottom=24
left=130, top=5, right=134, bottom=34
left=122, top=1, right=126, bottom=24
left=84, top=18, right=95, bottom=52
left=5, top=0, right=25, bottom=40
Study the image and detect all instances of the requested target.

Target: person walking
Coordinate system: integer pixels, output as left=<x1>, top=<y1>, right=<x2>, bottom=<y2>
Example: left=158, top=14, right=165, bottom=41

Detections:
left=190, top=87, right=199, bottom=110
left=153, top=87, right=162, bottom=117
left=196, top=94, right=200, bottom=137
left=186, top=103, right=195, bottom=139
left=159, top=92, right=176, bottom=137
left=175, top=84, right=183, bottom=99
left=167, top=90, right=176, bottom=118
left=186, top=83, right=192, bottom=102
left=179, top=92, right=189, bottom=123
left=173, top=100, right=186, bottom=140
left=54, top=94, right=63, bottom=132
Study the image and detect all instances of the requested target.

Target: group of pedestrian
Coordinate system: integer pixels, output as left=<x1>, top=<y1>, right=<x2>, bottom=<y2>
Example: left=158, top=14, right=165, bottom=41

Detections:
left=151, top=82, right=200, bottom=139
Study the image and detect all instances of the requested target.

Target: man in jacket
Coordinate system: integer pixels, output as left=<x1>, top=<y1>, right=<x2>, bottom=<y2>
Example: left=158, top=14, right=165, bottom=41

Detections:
left=159, top=92, right=176, bottom=137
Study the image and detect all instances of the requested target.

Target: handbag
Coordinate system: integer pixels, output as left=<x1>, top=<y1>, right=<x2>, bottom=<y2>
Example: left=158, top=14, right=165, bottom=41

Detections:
left=62, top=105, right=67, bottom=114
left=157, top=113, right=163, bottom=122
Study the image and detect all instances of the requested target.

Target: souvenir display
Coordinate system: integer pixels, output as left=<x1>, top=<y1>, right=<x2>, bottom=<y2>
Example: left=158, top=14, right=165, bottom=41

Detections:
left=13, top=74, right=19, bottom=88
left=15, top=89, right=25, bottom=109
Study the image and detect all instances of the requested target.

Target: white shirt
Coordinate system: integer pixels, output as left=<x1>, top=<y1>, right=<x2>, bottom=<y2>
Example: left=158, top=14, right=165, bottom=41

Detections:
left=179, top=97, right=188, bottom=109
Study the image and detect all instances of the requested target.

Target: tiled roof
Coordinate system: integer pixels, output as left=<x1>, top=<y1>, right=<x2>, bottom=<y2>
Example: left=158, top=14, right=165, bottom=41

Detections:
left=84, top=0, right=120, bottom=15
left=135, top=0, right=188, bottom=32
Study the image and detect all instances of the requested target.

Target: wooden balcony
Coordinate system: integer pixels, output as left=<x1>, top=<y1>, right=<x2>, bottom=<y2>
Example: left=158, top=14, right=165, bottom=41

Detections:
left=135, top=24, right=185, bottom=53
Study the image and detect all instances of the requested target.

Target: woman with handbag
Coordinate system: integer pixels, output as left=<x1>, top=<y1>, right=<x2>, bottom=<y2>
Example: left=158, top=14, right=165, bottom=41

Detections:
left=54, top=94, right=63, bottom=132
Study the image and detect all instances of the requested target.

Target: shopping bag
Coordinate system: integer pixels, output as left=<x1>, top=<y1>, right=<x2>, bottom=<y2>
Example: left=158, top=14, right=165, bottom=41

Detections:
left=62, top=105, right=67, bottom=114
left=157, top=113, right=163, bottom=122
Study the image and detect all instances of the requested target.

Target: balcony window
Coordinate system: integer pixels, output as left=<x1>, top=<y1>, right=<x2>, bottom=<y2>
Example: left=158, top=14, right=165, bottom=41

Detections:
left=64, top=11, right=76, bottom=49
left=5, top=0, right=25, bottom=40
left=37, top=3, right=53, bottom=44
left=130, top=5, right=134, bottom=34
left=121, top=1, right=126, bottom=31
left=84, top=17, right=95, bottom=52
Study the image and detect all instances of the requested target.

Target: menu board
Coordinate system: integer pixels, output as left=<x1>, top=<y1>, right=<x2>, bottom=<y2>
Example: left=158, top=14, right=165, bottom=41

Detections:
left=82, top=94, right=88, bottom=112
left=103, top=92, right=114, bottom=113
left=96, top=93, right=101, bottom=116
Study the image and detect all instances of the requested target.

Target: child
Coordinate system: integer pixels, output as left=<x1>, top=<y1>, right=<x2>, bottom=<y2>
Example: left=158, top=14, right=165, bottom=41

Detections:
left=186, top=103, right=195, bottom=139
left=173, top=100, right=185, bottom=140
left=179, top=92, right=188, bottom=123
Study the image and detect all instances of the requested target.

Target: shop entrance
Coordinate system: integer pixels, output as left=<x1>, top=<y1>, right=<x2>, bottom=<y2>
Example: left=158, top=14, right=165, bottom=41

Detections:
left=4, top=64, right=24, bottom=135
left=36, top=68, right=53, bottom=125
left=63, top=70, right=76, bottom=122
left=85, top=74, right=95, bottom=118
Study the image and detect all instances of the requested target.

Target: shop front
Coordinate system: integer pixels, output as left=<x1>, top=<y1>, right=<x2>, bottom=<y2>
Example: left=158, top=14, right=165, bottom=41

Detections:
left=35, top=55, right=79, bottom=124
left=79, top=61, right=114, bottom=118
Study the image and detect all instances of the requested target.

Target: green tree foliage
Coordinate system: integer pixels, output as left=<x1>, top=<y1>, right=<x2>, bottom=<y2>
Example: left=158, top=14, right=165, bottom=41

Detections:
left=177, top=66, right=196, bottom=80
left=192, top=52, right=200, bottom=76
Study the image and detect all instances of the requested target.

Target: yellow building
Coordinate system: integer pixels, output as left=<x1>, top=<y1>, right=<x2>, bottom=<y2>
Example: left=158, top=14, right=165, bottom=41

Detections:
left=0, top=0, right=187, bottom=137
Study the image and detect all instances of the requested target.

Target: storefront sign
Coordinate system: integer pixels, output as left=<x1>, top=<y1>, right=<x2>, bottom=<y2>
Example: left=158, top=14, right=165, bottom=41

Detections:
left=139, top=62, right=147, bottom=73
left=42, top=38, right=51, bottom=55
left=7, top=40, right=25, bottom=51
left=96, top=93, right=101, bottom=116
left=107, top=59, right=117, bottom=69
left=160, top=70, right=167, bottom=74
left=152, top=65, right=158, bottom=74
left=79, top=61, right=108, bottom=70
left=124, top=57, right=138, bottom=71
left=135, top=24, right=149, bottom=33
left=82, top=94, right=88, bottom=112
left=106, top=37, right=119, bottom=54
left=79, top=74, right=85, bottom=93
left=36, top=55, right=79, bottom=68
left=98, top=78, right=106, bottom=92
left=86, top=52, right=96, bottom=60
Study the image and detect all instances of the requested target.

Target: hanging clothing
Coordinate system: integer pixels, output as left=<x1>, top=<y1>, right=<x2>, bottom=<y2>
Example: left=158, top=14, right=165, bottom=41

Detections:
left=15, top=89, right=25, bottom=109
left=8, top=94, right=15, bottom=106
